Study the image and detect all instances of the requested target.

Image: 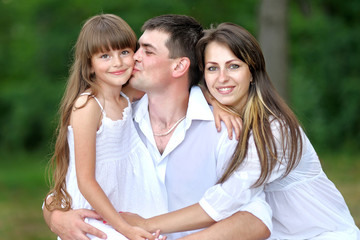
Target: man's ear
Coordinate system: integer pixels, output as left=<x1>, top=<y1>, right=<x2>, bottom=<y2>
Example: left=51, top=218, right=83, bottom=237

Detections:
left=172, top=57, right=190, bottom=78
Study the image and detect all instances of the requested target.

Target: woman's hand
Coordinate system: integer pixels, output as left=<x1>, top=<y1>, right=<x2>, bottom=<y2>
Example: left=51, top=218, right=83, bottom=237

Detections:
left=199, top=84, right=242, bottom=140
left=212, top=101, right=242, bottom=140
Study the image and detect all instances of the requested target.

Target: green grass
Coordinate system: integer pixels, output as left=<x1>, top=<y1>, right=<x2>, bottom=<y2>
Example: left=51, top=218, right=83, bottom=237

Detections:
left=0, top=150, right=358, bottom=239
left=319, top=150, right=360, bottom=227
left=0, top=151, right=55, bottom=240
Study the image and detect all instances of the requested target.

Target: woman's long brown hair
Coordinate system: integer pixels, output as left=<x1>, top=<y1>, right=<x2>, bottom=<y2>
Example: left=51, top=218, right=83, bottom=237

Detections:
left=197, top=23, right=302, bottom=187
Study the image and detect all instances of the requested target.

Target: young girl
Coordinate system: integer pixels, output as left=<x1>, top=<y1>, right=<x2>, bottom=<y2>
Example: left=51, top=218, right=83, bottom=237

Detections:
left=44, top=14, right=165, bottom=240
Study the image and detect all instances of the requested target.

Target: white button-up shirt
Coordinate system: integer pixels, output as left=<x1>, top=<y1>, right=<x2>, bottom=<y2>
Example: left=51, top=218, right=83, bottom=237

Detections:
left=133, top=86, right=272, bottom=239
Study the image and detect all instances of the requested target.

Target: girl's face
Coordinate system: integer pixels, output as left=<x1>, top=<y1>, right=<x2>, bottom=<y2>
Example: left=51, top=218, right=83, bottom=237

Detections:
left=91, top=47, right=134, bottom=89
left=204, top=41, right=252, bottom=112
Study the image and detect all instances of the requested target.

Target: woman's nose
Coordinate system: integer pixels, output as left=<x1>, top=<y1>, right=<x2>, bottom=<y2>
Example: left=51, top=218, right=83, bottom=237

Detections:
left=218, top=68, right=229, bottom=82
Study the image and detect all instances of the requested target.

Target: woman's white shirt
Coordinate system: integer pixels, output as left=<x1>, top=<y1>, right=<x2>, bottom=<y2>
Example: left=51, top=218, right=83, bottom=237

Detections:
left=199, top=119, right=360, bottom=239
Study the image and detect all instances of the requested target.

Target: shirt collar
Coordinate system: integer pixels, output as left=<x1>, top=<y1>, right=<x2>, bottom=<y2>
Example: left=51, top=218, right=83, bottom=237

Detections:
left=133, top=86, right=214, bottom=123
left=186, top=86, right=214, bottom=121
left=133, top=93, right=149, bottom=123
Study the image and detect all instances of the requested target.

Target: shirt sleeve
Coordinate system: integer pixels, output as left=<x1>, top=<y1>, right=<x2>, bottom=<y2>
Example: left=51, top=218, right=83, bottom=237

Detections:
left=200, top=120, right=287, bottom=228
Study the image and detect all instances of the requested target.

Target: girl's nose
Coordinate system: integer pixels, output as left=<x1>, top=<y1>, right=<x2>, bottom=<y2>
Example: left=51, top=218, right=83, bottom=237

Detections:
left=113, top=55, right=122, bottom=66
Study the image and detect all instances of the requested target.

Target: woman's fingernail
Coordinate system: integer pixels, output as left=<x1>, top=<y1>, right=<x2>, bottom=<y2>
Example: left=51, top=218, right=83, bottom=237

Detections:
left=103, top=220, right=107, bottom=224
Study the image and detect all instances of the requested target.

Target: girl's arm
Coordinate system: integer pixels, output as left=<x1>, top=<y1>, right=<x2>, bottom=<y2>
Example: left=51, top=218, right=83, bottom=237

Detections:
left=199, top=84, right=242, bottom=140
left=71, top=96, right=154, bottom=240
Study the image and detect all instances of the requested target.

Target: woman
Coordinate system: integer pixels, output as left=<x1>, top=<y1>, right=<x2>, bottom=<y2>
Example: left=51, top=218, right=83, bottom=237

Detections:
left=123, top=23, right=359, bottom=240
left=195, top=22, right=359, bottom=239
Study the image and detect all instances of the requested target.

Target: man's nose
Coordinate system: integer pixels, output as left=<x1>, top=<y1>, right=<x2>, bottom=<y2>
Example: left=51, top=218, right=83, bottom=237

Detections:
left=133, top=49, right=141, bottom=61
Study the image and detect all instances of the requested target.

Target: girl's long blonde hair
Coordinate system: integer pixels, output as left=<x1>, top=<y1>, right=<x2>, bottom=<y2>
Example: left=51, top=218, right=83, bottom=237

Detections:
left=45, top=14, right=137, bottom=211
left=197, top=23, right=303, bottom=187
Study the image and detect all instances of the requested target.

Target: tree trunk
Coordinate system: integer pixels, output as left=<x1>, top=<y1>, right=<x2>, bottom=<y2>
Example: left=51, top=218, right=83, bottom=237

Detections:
left=258, top=0, right=289, bottom=101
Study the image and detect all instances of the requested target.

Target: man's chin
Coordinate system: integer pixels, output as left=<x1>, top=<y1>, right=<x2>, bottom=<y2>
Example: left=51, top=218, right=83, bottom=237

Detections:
left=128, top=76, right=141, bottom=89
left=128, top=75, right=136, bottom=83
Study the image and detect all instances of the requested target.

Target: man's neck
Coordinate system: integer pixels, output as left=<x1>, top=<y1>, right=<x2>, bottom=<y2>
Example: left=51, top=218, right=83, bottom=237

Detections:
left=147, top=87, right=190, bottom=154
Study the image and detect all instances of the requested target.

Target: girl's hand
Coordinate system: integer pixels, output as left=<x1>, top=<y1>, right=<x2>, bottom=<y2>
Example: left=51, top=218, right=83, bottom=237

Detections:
left=212, top=101, right=242, bottom=140
left=153, top=230, right=167, bottom=240
left=120, top=213, right=167, bottom=240
left=126, top=226, right=155, bottom=240
left=120, top=212, right=148, bottom=230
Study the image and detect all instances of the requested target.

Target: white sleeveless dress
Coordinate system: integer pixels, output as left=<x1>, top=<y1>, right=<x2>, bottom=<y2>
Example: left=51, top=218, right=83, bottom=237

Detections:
left=63, top=92, right=167, bottom=240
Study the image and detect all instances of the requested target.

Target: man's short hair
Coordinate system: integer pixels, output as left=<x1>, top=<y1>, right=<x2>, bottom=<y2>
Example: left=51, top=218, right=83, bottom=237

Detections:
left=142, top=14, right=203, bottom=88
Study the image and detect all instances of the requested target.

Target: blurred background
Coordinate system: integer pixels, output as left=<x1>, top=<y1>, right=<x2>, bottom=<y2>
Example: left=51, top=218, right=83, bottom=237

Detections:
left=0, top=0, right=359, bottom=239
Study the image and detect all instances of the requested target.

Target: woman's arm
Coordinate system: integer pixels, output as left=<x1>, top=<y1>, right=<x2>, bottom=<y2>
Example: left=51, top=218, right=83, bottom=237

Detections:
left=199, top=84, right=242, bottom=140
left=178, top=211, right=270, bottom=240
left=122, top=204, right=215, bottom=234
left=71, top=97, right=154, bottom=240
left=122, top=203, right=270, bottom=240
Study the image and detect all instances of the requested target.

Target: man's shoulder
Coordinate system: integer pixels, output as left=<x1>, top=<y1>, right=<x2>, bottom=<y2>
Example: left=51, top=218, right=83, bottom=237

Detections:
left=131, top=94, right=148, bottom=120
left=187, top=118, right=237, bottom=146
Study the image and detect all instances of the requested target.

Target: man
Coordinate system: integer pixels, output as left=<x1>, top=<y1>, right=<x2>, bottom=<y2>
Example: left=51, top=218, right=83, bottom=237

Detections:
left=43, top=14, right=271, bottom=240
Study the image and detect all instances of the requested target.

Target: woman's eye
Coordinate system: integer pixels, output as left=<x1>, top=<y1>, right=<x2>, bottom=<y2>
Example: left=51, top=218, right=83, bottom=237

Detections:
left=121, top=50, right=130, bottom=55
left=229, top=64, right=239, bottom=69
left=207, top=66, right=217, bottom=71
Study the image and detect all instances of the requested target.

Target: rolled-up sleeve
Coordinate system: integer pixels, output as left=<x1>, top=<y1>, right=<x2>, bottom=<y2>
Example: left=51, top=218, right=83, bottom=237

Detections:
left=199, top=124, right=286, bottom=232
left=200, top=172, right=275, bottom=232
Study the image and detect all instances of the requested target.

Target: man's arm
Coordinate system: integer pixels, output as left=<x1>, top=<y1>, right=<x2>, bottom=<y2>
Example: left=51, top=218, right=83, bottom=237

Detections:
left=43, top=196, right=106, bottom=240
left=178, top=211, right=270, bottom=240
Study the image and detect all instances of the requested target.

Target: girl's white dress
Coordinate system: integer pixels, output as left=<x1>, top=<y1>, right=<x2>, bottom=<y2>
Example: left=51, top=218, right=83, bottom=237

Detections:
left=199, top=119, right=360, bottom=239
left=63, top=92, right=166, bottom=240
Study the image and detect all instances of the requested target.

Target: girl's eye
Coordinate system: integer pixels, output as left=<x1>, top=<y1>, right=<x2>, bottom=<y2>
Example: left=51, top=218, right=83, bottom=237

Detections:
left=121, top=50, right=130, bottom=55
left=100, top=54, right=110, bottom=59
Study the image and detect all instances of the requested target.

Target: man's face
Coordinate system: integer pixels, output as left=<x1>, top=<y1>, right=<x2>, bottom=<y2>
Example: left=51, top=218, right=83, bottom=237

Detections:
left=130, top=30, right=176, bottom=93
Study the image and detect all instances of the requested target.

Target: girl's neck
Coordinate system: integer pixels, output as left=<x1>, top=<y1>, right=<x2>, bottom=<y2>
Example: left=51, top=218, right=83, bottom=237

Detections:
left=95, top=83, right=122, bottom=101
left=95, top=85, right=128, bottom=121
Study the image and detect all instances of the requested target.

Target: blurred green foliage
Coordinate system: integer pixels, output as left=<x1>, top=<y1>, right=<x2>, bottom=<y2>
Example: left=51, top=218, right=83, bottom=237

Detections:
left=0, top=0, right=359, bottom=154
left=290, top=0, right=360, bottom=150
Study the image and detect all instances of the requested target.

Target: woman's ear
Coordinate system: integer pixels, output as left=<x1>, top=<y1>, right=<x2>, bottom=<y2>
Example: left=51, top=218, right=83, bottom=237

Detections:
left=172, top=57, right=190, bottom=78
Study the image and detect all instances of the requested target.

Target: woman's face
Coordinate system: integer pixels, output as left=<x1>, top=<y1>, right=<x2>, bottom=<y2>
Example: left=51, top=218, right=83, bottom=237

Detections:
left=204, top=41, right=252, bottom=112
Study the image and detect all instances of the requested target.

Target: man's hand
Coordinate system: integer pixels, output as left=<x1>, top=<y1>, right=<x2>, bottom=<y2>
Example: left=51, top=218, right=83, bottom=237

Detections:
left=47, top=209, right=106, bottom=240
